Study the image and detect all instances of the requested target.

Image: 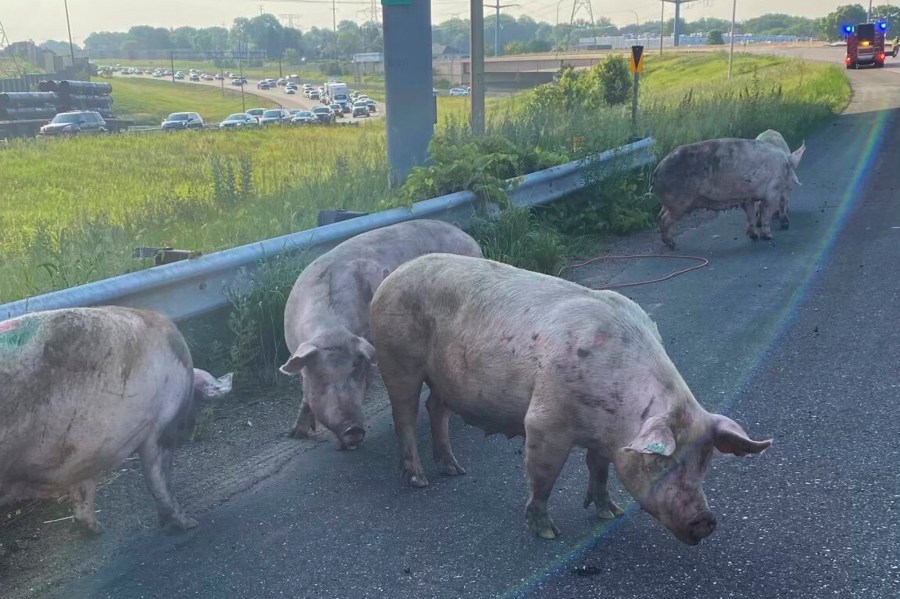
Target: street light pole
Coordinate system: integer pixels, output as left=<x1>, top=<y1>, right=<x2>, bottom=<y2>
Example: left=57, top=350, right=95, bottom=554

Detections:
left=659, top=1, right=664, bottom=55
left=63, top=0, right=77, bottom=70
left=727, top=0, right=736, bottom=78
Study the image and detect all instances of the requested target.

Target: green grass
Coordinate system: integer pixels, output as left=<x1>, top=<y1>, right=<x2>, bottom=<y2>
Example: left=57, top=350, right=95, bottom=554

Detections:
left=0, top=52, right=849, bottom=304
left=110, top=77, right=279, bottom=125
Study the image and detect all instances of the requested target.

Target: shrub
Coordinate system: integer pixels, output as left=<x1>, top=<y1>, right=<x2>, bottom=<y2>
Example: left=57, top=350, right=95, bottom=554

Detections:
left=598, top=54, right=632, bottom=106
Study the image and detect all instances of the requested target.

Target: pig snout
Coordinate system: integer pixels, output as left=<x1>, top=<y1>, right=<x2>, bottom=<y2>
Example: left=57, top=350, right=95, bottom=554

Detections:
left=678, top=510, right=717, bottom=545
left=340, top=425, right=366, bottom=450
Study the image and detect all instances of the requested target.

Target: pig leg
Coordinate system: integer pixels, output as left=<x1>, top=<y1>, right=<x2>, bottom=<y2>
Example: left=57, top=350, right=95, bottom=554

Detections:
left=758, top=199, right=778, bottom=241
left=382, top=364, right=429, bottom=488
left=523, top=412, right=571, bottom=539
left=425, top=389, right=466, bottom=476
left=742, top=201, right=760, bottom=240
left=289, top=398, right=316, bottom=439
left=658, top=207, right=678, bottom=250
left=70, top=479, right=103, bottom=535
left=138, top=437, right=198, bottom=530
left=582, top=448, right=624, bottom=520
left=779, top=195, right=790, bottom=230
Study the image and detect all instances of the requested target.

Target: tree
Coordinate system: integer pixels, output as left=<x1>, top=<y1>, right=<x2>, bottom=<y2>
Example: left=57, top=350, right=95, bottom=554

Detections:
left=707, top=30, right=725, bottom=45
left=598, top=54, right=631, bottom=106
left=819, top=4, right=867, bottom=41
left=871, top=4, right=900, bottom=33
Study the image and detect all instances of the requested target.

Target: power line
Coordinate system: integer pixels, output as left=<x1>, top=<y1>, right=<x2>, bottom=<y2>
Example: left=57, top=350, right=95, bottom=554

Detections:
left=485, top=0, right=519, bottom=55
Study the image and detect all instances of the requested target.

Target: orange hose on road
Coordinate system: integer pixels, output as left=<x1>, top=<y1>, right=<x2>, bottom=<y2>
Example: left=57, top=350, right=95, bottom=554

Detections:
left=558, top=254, right=710, bottom=290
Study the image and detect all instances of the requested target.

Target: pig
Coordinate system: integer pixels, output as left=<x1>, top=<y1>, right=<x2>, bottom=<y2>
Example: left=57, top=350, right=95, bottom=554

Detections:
left=0, top=307, right=232, bottom=534
left=755, top=129, right=806, bottom=230
left=370, top=253, right=772, bottom=543
left=653, top=137, right=806, bottom=249
left=280, top=219, right=482, bottom=449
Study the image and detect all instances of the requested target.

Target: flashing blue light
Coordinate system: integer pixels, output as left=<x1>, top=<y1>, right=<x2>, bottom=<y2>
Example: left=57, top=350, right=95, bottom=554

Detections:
left=842, top=24, right=854, bottom=34
left=878, top=21, right=888, bottom=31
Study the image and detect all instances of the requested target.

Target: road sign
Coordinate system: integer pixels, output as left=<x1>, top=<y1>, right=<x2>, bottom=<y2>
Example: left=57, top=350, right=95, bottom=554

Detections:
left=630, top=45, right=645, bottom=74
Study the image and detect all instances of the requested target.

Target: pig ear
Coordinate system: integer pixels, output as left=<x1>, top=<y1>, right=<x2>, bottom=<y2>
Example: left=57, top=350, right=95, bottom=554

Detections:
left=356, top=337, right=376, bottom=365
left=279, top=343, right=318, bottom=375
left=790, top=142, right=806, bottom=168
left=711, top=414, right=773, bottom=457
left=624, top=416, right=676, bottom=456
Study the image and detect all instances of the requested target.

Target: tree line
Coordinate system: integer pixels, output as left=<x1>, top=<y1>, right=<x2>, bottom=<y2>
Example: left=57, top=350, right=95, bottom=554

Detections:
left=40, top=7, right=899, bottom=62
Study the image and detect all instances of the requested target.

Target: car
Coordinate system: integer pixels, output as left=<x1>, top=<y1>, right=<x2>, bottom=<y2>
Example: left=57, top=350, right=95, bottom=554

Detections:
left=277, top=78, right=287, bottom=86
left=351, top=100, right=370, bottom=118
left=189, top=74, right=200, bottom=81
left=309, top=90, right=320, bottom=100
left=231, top=77, right=246, bottom=86
left=40, top=111, right=108, bottom=136
left=219, top=113, right=259, bottom=128
left=245, top=107, right=267, bottom=123
left=201, top=74, right=214, bottom=81
left=329, top=103, right=344, bottom=118
left=174, top=72, right=185, bottom=80
left=257, top=80, right=273, bottom=90
left=214, top=73, right=224, bottom=80
left=259, top=108, right=292, bottom=125
left=161, top=112, right=204, bottom=131
left=291, top=110, right=317, bottom=125
left=311, top=105, right=335, bottom=124
left=449, top=87, right=469, bottom=96
left=284, top=86, right=296, bottom=95
left=365, top=99, right=377, bottom=113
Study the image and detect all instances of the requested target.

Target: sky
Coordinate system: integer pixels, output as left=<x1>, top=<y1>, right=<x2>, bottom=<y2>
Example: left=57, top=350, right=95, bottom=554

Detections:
left=1, top=1, right=862, bottom=46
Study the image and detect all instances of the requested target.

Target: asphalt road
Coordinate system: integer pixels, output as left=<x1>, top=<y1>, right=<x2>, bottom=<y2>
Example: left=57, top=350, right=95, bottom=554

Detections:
left=17, top=52, right=900, bottom=598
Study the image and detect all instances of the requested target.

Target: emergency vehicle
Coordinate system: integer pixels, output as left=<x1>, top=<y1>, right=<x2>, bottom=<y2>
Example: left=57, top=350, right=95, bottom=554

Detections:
left=844, top=21, right=889, bottom=69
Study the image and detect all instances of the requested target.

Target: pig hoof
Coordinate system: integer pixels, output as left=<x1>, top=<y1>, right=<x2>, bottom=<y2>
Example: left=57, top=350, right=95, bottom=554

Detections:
left=761, top=233, right=773, bottom=241
left=75, top=518, right=104, bottom=536
left=169, top=515, right=199, bottom=531
left=408, top=474, right=429, bottom=488
left=436, top=457, right=466, bottom=476
left=288, top=425, right=312, bottom=440
left=780, top=220, right=790, bottom=230
left=526, top=507, right=560, bottom=540
left=747, top=230, right=759, bottom=240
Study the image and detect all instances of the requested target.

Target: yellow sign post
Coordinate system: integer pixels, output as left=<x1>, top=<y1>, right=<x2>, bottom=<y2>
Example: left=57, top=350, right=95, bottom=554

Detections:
left=630, top=45, right=645, bottom=74
left=629, top=45, right=644, bottom=138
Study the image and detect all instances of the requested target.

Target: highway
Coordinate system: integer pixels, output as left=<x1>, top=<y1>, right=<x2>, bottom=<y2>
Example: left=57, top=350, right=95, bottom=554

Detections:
left=1, top=49, right=899, bottom=598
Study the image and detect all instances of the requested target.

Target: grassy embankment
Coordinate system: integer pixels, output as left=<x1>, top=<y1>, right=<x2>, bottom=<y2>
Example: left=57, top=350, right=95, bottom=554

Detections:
left=0, top=52, right=849, bottom=304
left=109, top=77, right=279, bottom=125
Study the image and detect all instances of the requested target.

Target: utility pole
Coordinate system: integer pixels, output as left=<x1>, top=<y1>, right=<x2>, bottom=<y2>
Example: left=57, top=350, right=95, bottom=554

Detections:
left=868, top=0, right=873, bottom=21
left=660, top=1, right=699, bottom=49
left=471, top=0, right=485, bottom=134
left=332, top=0, right=338, bottom=63
left=727, top=0, right=736, bottom=78
left=485, top=0, right=518, bottom=56
left=659, top=1, right=664, bottom=55
left=63, top=0, right=77, bottom=70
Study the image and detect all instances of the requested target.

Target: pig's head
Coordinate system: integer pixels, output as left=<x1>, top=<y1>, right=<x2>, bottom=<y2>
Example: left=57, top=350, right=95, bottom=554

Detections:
left=279, top=327, right=376, bottom=450
left=614, top=411, right=771, bottom=545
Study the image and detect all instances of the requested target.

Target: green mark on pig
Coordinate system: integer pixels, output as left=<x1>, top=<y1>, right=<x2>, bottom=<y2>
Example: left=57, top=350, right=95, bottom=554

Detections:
left=643, top=442, right=667, bottom=455
left=0, top=317, right=40, bottom=350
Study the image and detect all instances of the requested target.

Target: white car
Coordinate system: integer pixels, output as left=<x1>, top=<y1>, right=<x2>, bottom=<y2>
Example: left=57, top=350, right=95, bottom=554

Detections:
left=449, top=87, right=470, bottom=96
left=285, top=86, right=296, bottom=95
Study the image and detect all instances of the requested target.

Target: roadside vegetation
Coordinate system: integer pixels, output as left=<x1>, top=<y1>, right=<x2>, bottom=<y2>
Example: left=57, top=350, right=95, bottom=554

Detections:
left=0, top=52, right=849, bottom=308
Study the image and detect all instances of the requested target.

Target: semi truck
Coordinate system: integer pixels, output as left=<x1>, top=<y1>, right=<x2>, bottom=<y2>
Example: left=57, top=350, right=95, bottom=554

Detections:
left=844, top=21, right=890, bottom=69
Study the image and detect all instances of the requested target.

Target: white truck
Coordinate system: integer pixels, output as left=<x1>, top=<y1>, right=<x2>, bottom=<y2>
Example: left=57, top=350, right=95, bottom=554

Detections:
left=324, top=81, right=351, bottom=113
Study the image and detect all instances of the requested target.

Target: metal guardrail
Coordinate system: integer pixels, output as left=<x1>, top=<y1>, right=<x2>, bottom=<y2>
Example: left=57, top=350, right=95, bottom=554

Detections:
left=0, top=137, right=655, bottom=322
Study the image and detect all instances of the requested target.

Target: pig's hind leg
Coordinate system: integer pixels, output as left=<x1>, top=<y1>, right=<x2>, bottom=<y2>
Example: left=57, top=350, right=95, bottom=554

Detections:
left=138, top=436, right=198, bottom=530
left=70, top=478, right=103, bottom=535
left=425, top=387, right=466, bottom=476
left=742, top=200, right=760, bottom=240
left=583, top=448, right=624, bottom=520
